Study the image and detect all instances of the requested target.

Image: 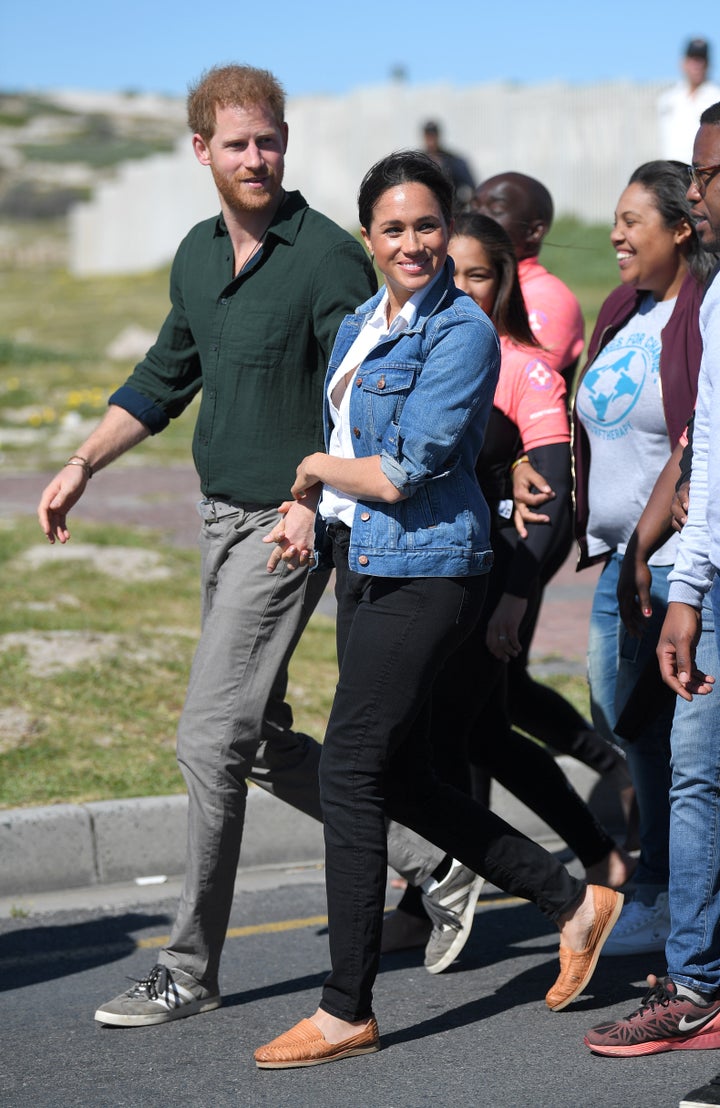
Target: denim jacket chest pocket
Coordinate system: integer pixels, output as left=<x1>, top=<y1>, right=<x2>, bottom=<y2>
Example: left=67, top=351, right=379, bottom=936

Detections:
left=355, top=365, right=418, bottom=448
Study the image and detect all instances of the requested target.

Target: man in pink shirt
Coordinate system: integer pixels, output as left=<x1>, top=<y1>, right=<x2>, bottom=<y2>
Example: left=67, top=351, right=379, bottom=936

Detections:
left=474, top=172, right=584, bottom=390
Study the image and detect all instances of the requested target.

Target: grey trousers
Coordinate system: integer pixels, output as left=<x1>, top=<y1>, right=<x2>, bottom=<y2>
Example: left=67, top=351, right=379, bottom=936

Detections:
left=160, top=500, right=445, bottom=988
left=161, top=503, right=328, bottom=987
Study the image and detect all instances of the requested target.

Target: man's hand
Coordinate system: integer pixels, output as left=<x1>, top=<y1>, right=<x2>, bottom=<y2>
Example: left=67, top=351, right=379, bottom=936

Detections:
left=656, top=601, right=714, bottom=700
left=36, top=407, right=149, bottom=544
left=512, top=459, right=555, bottom=539
left=263, top=497, right=318, bottom=573
left=37, top=465, right=89, bottom=544
left=671, top=480, right=690, bottom=532
left=486, top=593, right=527, bottom=661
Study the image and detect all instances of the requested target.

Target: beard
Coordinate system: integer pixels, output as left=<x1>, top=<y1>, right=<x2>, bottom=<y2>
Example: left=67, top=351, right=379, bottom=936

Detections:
left=210, top=162, right=284, bottom=215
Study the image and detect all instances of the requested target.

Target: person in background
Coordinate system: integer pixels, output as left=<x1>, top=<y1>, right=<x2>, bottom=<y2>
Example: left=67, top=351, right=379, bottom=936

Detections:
left=658, top=38, right=720, bottom=163
left=473, top=172, right=584, bottom=391
left=37, top=63, right=377, bottom=1028
left=254, top=151, right=622, bottom=1069
left=422, top=119, right=476, bottom=210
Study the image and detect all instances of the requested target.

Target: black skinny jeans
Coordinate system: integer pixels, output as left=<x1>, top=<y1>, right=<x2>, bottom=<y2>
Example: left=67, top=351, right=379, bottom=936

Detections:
left=318, top=526, right=585, bottom=1021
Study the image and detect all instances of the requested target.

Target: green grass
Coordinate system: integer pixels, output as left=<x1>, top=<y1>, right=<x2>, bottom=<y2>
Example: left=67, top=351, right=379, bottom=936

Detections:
left=20, top=136, right=176, bottom=169
left=0, top=518, right=337, bottom=809
left=0, top=259, right=195, bottom=470
left=542, top=216, right=615, bottom=338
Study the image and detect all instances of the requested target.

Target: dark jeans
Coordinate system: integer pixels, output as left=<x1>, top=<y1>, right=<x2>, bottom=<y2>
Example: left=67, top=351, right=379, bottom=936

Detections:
left=319, top=527, right=585, bottom=1021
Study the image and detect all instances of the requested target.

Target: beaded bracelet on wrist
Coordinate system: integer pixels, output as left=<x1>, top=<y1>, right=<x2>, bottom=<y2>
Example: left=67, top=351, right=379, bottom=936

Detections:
left=64, top=454, right=93, bottom=479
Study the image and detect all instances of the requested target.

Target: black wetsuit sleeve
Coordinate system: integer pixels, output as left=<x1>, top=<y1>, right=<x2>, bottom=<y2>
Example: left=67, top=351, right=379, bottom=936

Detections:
left=504, top=442, right=572, bottom=598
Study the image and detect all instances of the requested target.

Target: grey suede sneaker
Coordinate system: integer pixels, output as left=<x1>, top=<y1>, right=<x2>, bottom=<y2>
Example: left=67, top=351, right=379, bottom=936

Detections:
left=94, top=963, right=221, bottom=1026
left=421, top=862, right=484, bottom=975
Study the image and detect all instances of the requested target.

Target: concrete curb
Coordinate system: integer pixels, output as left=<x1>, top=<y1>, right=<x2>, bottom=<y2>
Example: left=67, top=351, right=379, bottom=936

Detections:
left=0, top=758, right=624, bottom=898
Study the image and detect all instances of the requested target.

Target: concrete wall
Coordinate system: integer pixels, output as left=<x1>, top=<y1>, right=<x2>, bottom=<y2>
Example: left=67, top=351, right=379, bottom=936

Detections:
left=69, top=79, right=667, bottom=276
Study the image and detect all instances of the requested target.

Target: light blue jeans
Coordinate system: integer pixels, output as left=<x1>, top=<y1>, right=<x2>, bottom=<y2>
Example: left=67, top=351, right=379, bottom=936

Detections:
left=668, top=588, right=720, bottom=995
left=587, top=552, right=674, bottom=892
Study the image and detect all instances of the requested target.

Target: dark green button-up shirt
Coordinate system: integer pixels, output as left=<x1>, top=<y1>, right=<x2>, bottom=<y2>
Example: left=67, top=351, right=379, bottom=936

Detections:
left=110, top=190, right=376, bottom=504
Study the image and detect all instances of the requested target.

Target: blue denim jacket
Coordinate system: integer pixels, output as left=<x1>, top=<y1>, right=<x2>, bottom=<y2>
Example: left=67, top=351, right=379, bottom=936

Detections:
left=321, top=261, right=500, bottom=577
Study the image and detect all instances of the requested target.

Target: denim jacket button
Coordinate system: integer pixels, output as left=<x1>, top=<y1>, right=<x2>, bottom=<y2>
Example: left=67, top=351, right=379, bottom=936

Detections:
left=356, top=377, right=363, bottom=387
left=353, top=426, right=361, bottom=438
left=377, top=376, right=386, bottom=389
left=360, top=512, right=370, bottom=521
left=358, top=555, right=369, bottom=566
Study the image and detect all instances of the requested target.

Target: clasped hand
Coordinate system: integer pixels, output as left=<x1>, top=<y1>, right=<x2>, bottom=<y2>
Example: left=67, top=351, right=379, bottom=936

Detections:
left=263, top=467, right=321, bottom=573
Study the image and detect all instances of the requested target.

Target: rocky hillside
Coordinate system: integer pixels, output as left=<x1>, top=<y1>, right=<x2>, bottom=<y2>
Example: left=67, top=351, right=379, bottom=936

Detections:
left=0, top=90, right=187, bottom=264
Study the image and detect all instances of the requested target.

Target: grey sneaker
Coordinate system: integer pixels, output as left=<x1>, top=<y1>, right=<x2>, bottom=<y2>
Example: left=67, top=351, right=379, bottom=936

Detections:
left=601, top=891, right=670, bottom=956
left=421, top=861, right=484, bottom=975
left=94, top=963, right=221, bottom=1026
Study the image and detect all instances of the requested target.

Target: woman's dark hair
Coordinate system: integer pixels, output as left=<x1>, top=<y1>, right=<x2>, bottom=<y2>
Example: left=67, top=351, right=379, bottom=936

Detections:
left=628, top=160, right=715, bottom=283
left=357, top=151, right=454, bottom=230
left=451, top=212, right=538, bottom=346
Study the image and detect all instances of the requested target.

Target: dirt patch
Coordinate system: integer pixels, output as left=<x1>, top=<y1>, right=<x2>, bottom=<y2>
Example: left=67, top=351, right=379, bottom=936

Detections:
left=0, top=630, right=124, bottom=676
left=0, top=707, right=41, bottom=755
left=22, top=543, right=171, bottom=581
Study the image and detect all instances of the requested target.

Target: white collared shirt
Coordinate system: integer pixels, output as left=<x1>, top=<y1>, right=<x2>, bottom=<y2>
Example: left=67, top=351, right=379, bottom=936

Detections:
left=319, top=278, right=438, bottom=525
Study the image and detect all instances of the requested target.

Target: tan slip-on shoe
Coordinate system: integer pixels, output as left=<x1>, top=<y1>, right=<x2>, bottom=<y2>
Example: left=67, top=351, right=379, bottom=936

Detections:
left=545, top=886, right=624, bottom=1011
left=254, top=1016, right=380, bottom=1069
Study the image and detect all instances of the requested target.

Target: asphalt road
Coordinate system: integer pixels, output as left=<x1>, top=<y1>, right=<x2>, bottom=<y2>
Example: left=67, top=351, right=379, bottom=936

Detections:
left=1, top=861, right=713, bottom=1108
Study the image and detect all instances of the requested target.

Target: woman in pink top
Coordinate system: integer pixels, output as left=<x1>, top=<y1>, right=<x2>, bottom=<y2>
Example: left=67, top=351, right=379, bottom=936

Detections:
left=448, top=213, right=631, bottom=885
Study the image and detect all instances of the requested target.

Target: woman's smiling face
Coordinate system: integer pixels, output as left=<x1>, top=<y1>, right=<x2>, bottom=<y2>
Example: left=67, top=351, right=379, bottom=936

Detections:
left=361, top=182, right=450, bottom=317
left=610, top=182, right=691, bottom=301
left=449, top=234, right=497, bottom=316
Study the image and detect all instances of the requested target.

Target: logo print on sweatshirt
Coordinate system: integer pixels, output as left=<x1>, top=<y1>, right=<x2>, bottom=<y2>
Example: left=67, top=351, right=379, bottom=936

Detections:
left=577, top=331, right=660, bottom=429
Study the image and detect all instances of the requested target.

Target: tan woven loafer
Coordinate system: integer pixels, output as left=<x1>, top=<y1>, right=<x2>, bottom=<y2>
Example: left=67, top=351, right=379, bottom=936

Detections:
left=546, top=885, right=624, bottom=1011
left=254, top=1016, right=380, bottom=1069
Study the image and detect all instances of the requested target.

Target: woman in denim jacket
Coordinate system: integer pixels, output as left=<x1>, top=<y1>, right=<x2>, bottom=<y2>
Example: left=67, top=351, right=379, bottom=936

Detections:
left=255, top=152, right=622, bottom=1068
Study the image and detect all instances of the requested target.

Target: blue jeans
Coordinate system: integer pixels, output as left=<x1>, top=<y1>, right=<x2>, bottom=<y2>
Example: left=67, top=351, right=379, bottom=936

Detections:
left=587, top=552, right=674, bottom=891
left=668, top=589, right=720, bottom=995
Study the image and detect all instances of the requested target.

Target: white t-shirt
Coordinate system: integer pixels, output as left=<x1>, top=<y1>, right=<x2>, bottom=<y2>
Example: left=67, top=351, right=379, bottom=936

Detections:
left=576, top=293, right=678, bottom=564
left=657, top=79, right=720, bottom=162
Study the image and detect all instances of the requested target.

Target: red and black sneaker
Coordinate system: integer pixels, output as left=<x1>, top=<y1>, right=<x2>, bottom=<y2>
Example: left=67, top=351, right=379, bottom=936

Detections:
left=584, top=976, right=720, bottom=1057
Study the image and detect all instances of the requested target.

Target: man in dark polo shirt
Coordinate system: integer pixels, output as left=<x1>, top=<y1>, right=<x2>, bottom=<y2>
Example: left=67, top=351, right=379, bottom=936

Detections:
left=37, top=63, right=376, bottom=1027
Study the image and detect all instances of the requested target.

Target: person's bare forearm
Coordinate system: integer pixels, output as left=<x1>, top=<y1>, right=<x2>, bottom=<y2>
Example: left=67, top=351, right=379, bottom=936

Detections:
left=292, top=452, right=403, bottom=503
left=38, top=404, right=151, bottom=543
left=68, top=404, right=151, bottom=473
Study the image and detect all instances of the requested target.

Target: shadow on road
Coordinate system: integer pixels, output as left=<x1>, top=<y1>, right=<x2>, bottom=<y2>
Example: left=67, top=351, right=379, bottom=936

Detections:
left=0, top=910, right=173, bottom=990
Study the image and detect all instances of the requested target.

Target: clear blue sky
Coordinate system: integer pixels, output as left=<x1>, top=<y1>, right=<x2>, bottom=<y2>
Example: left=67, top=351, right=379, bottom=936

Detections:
left=1, top=1, right=716, bottom=98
